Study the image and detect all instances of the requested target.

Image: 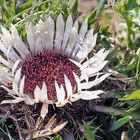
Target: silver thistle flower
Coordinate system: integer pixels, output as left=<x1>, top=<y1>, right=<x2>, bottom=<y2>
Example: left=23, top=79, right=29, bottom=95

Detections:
left=0, top=14, right=110, bottom=119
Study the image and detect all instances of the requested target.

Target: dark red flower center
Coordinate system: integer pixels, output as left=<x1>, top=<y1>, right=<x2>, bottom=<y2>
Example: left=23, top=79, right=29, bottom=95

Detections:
left=21, top=51, right=80, bottom=101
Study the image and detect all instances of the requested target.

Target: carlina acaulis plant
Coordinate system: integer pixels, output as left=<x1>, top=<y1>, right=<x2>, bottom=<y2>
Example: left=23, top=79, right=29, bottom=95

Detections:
left=0, top=14, right=111, bottom=138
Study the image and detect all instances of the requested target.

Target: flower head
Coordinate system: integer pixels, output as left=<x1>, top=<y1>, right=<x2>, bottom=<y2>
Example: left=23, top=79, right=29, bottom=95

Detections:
left=0, top=14, right=110, bottom=118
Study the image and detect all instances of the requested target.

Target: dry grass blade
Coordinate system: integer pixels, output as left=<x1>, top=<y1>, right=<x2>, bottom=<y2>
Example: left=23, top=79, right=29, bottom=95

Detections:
left=32, top=114, right=68, bottom=138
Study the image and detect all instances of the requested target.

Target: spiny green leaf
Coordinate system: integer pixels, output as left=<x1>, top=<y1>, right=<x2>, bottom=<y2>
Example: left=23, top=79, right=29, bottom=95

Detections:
left=110, top=116, right=132, bottom=131
left=70, top=0, right=78, bottom=14
left=5, top=6, right=33, bottom=27
left=2, top=0, right=14, bottom=16
left=11, top=0, right=16, bottom=13
left=94, top=105, right=140, bottom=120
left=87, top=9, right=96, bottom=25
left=119, top=90, right=140, bottom=101
left=83, top=121, right=96, bottom=140
left=16, top=0, right=37, bottom=13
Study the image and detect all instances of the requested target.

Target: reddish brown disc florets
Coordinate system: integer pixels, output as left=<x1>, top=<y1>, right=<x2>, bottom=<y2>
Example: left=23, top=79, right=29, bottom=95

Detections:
left=21, top=51, right=80, bottom=101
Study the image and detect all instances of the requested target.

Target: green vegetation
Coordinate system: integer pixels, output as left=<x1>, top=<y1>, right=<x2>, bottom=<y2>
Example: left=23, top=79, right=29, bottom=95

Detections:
left=0, top=0, right=140, bottom=139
